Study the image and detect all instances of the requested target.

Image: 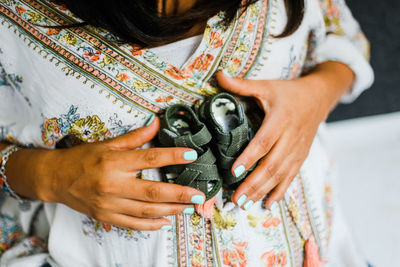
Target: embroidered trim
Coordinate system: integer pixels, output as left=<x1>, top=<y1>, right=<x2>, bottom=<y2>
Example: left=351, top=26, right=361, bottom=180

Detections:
left=167, top=215, right=176, bottom=267
left=249, top=0, right=276, bottom=78
left=30, top=0, right=208, bottom=101
left=238, top=0, right=268, bottom=78
left=279, top=201, right=296, bottom=267
left=0, top=4, right=161, bottom=113
left=0, top=0, right=269, bottom=115
left=282, top=201, right=303, bottom=267
left=299, top=172, right=327, bottom=259
left=175, top=214, right=187, bottom=267
left=204, top=219, right=214, bottom=267
left=211, top=221, right=223, bottom=267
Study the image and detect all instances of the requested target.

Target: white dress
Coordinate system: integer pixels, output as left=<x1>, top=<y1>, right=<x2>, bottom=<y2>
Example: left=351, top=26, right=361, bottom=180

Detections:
left=0, top=0, right=373, bottom=266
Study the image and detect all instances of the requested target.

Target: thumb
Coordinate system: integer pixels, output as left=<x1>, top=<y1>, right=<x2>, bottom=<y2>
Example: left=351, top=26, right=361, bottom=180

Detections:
left=216, top=71, right=258, bottom=97
left=106, top=115, right=160, bottom=150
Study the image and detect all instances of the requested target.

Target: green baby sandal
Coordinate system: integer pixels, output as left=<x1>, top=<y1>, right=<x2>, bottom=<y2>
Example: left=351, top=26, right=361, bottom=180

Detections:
left=198, top=92, right=255, bottom=189
left=158, top=104, right=222, bottom=200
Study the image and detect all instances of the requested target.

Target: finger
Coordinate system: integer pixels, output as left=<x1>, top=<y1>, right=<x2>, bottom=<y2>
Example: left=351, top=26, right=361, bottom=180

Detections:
left=232, top=156, right=278, bottom=209
left=263, top=176, right=294, bottom=210
left=231, top=111, right=284, bottom=179
left=118, top=147, right=198, bottom=171
left=252, top=132, right=306, bottom=209
left=111, top=178, right=206, bottom=205
left=216, top=71, right=259, bottom=98
left=232, top=134, right=294, bottom=207
left=63, top=193, right=176, bottom=230
left=240, top=147, right=303, bottom=210
left=100, top=213, right=172, bottom=231
left=105, top=115, right=160, bottom=150
left=100, top=198, right=194, bottom=218
left=254, top=167, right=292, bottom=205
left=264, top=170, right=301, bottom=210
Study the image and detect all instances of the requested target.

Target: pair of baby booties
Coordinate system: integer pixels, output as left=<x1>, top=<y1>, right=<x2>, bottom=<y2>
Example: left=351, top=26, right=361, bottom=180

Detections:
left=157, top=92, right=255, bottom=217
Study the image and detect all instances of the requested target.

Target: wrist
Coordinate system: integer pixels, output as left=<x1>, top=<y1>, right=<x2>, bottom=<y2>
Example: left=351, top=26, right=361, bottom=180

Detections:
left=296, top=74, right=333, bottom=122
left=298, top=61, right=355, bottom=121
left=6, top=148, right=60, bottom=202
left=35, top=149, right=62, bottom=203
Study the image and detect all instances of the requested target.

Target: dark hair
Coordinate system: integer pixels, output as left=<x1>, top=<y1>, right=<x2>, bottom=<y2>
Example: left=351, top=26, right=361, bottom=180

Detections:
left=51, top=0, right=304, bottom=46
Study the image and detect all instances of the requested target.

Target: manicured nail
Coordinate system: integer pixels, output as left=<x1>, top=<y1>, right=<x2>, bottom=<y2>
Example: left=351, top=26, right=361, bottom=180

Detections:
left=145, top=114, right=155, bottom=126
left=222, top=69, right=232, bottom=77
left=237, top=195, right=247, bottom=207
left=191, top=195, right=205, bottom=205
left=184, top=150, right=198, bottom=161
left=270, top=201, right=278, bottom=211
left=234, top=165, right=246, bottom=178
left=243, top=200, right=254, bottom=211
left=161, top=225, right=172, bottom=230
left=183, top=207, right=195, bottom=215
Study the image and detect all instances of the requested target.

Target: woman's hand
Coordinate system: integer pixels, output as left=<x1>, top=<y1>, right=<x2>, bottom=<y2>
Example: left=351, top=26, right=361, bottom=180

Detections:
left=7, top=117, right=205, bottom=231
left=216, top=61, right=354, bottom=210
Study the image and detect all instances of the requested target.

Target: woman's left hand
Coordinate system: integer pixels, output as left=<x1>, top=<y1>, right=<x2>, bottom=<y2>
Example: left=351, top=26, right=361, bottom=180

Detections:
left=216, top=63, right=353, bottom=209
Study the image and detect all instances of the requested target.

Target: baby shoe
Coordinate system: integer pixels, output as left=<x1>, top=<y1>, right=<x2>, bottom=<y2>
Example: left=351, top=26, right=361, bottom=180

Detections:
left=158, top=104, right=222, bottom=200
left=198, top=92, right=254, bottom=189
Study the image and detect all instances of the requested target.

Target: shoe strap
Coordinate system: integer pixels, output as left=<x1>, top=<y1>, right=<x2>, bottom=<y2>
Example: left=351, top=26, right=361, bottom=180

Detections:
left=158, top=123, right=212, bottom=151
left=217, top=147, right=236, bottom=170
left=174, top=124, right=212, bottom=148
left=216, top=135, right=257, bottom=187
left=164, top=148, right=221, bottom=199
left=216, top=122, right=249, bottom=156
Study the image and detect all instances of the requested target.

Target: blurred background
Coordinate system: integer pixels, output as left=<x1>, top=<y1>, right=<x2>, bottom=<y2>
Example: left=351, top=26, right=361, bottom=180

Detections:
left=326, top=0, right=400, bottom=266
left=328, top=0, right=400, bottom=121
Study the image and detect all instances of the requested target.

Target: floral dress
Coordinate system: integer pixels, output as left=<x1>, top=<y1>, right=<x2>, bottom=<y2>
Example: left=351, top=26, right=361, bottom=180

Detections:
left=0, top=0, right=373, bottom=266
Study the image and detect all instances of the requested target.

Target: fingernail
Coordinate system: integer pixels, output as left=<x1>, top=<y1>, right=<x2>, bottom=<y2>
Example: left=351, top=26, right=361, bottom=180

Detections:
left=243, top=200, right=254, bottom=211
left=145, top=114, right=155, bottom=126
left=183, top=207, right=195, bottom=215
left=184, top=150, right=198, bottom=161
left=270, top=201, right=278, bottom=211
left=191, top=195, right=205, bottom=205
left=161, top=225, right=172, bottom=230
left=222, top=69, right=232, bottom=77
left=237, top=195, right=247, bottom=207
left=234, top=165, right=246, bottom=178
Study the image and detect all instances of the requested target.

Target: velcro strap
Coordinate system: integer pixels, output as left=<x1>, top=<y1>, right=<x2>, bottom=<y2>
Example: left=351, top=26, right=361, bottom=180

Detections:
left=216, top=131, right=231, bottom=146
left=217, top=146, right=236, bottom=169
left=173, top=148, right=221, bottom=198
left=226, top=123, right=249, bottom=156
left=171, top=125, right=212, bottom=150
left=190, top=124, right=212, bottom=146
left=174, top=164, right=220, bottom=198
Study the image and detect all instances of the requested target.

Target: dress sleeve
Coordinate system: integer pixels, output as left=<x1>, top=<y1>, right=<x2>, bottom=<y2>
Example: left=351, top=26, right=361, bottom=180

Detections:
left=305, top=0, right=374, bottom=103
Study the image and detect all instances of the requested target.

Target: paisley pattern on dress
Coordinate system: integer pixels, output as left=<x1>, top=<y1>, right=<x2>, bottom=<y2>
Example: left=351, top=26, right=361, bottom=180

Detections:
left=41, top=105, right=136, bottom=146
left=81, top=217, right=151, bottom=245
left=0, top=212, right=24, bottom=255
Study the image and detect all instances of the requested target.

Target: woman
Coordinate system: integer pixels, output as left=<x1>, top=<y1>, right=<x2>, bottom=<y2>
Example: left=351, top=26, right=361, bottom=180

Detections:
left=0, top=0, right=373, bottom=266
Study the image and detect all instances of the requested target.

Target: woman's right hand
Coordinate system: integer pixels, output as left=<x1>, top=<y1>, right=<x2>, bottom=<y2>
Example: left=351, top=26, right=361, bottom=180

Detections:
left=11, top=116, right=204, bottom=231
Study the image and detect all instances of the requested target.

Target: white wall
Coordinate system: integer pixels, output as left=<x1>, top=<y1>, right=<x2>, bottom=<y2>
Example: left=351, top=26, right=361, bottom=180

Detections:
left=326, top=112, right=400, bottom=267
